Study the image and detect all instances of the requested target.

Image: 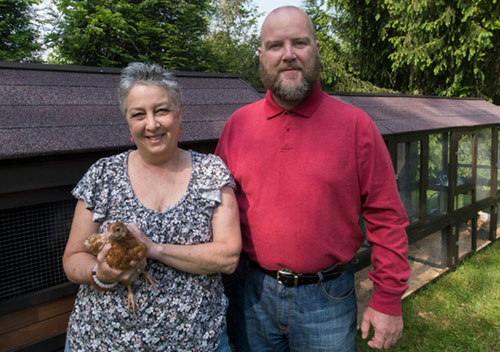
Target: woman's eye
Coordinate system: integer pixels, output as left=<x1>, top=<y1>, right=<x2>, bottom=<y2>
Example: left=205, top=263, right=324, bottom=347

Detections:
left=156, top=108, right=170, bottom=115
left=130, top=112, right=145, bottom=119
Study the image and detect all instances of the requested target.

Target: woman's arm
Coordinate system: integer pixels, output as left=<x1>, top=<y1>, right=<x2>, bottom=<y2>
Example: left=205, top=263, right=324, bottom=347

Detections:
left=63, top=200, right=100, bottom=284
left=63, top=200, right=142, bottom=285
left=129, top=186, right=242, bottom=275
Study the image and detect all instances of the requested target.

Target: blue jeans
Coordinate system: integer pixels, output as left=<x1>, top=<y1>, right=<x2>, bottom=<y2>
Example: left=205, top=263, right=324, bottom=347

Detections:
left=228, top=258, right=357, bottom=352
left=65, top=331, right=231, bottom=351
left=215, top=332, right=232, bottom=352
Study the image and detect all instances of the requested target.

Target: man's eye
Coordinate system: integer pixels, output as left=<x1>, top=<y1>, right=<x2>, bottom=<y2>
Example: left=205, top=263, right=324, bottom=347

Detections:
left=157, top=108, right=170, bottom=114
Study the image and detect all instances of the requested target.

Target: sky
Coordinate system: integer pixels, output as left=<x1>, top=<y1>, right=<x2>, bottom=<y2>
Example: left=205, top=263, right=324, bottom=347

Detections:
left=253, top=0, right=304, bottom=28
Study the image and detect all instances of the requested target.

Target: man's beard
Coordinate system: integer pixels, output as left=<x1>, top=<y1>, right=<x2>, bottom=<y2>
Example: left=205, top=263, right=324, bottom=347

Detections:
left=260, top=54, right=320, bottom=104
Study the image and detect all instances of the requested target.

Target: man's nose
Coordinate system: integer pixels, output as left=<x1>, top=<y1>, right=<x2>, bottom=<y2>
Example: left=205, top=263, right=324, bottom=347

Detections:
left=282, top=44, right=296, bottom=61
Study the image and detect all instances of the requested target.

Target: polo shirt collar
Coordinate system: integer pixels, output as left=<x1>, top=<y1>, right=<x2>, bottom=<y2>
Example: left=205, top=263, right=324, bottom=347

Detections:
left=264, top=81, right=323, bottom=119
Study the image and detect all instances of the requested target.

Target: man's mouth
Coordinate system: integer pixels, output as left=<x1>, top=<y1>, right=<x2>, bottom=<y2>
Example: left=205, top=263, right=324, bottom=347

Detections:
left=280, top=65, right=302, bottom=72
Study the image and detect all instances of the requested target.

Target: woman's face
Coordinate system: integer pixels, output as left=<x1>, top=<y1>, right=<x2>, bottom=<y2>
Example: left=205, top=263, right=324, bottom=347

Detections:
left=125, top=84, right=181, bottom=159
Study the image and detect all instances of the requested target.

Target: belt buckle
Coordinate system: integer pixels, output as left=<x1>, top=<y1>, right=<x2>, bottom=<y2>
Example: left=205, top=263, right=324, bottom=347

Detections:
left=277, top=268, right=299, bottom=287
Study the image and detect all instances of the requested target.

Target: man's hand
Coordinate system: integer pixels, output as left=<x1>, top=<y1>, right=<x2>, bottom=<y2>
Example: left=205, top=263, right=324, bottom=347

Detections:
left=361, top=306, right=403, bottom=349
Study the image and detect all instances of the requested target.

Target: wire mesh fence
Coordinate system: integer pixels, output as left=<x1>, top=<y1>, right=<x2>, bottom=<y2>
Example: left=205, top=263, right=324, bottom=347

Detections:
left=0, top=199, right=76, bottom=301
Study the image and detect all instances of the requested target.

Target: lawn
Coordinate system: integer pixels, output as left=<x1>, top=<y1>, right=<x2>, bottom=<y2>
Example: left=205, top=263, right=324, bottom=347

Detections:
left=357, top=240, right=500, bottom=351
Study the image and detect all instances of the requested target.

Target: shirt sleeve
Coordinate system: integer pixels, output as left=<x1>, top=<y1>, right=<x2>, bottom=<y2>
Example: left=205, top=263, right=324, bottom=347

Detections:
left=71, top=157, right=112, bottom=223
left=356, top=113, right=410, bottom=316
left=195, top=153, right=235, bottom=217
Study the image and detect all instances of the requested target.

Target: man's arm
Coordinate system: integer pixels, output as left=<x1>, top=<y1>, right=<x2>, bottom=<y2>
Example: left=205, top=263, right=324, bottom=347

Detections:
left=356, top=113, right=410, bottom=348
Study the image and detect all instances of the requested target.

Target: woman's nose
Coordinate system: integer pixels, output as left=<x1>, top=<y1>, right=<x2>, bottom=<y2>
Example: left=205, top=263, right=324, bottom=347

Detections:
left=146, top=113, right=159, bottom=129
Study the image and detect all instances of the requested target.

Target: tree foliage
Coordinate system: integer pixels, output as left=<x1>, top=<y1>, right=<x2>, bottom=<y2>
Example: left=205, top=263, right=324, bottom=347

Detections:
left=0, top=0, right=42, bottom=62
left=326, top=0, right=500, bottom=103
left=6, top=0, right=498, bottom=103
left=49, top=0, right=212, bottom=71
left=304, top=0, right=396, bottom=93
left=324, top=0, right=396, bottom=88
left=385, top=0, right=500, bottom=103
left=204, top=0, right=262, bottom=87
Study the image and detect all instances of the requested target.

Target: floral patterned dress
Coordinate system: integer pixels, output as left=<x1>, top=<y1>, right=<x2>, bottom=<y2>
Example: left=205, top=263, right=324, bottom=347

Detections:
left=66, top=150, right=235, bottom=352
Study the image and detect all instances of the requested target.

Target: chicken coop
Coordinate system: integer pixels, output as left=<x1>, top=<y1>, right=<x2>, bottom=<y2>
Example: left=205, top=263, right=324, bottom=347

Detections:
left=1, top=61, right=500, bottom=351
left=0, top=61, right=261, bottom=351
left=332, top=94, right=500, bottom=302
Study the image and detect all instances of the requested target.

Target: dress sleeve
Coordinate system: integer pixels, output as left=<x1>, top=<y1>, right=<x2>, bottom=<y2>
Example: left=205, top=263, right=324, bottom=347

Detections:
left=71, top=158, right=112, bottom=223
left=195, top=154, right=236, bottom=217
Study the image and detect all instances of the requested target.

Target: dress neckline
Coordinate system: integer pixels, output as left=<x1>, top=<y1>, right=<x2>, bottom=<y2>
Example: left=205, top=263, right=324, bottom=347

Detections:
left=124, top=149, right=195, bottom=214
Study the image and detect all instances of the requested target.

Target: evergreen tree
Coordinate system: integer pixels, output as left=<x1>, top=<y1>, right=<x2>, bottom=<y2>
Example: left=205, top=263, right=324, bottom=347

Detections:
left=326, top=0, right=500, bottom=102
left=385, top=0, right=500, bottom=103
left=204, top=0, right=262, bottom=87
left=49, top=0, right=212, bottom=71
left=305, top=0, right=396, bottom=93
left=326, top=0, right=397, bottom=89
left=0, top=0, right=42, bottom=62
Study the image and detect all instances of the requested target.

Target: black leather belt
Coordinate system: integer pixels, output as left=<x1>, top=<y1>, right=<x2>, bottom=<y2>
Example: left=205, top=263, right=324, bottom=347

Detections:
left=248, top=260, right=350, bottom=287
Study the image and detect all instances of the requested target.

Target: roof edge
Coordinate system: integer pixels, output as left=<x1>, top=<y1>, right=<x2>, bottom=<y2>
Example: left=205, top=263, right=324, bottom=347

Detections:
left=0, top=61, right=242, bottom=79
left=328, top=90, right=484, bottom=101
left=256, top=87, right=485, bottom=101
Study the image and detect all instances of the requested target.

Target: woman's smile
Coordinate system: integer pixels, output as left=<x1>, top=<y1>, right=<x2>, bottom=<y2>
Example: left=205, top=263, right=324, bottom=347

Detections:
left=145, top=133, right=166, bottom=142
left=125, top=84, right=182, bottom=161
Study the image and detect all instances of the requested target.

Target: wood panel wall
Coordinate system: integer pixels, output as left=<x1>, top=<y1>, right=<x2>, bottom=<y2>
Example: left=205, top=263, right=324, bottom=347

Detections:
left=0, top=294, right=75, bottom=351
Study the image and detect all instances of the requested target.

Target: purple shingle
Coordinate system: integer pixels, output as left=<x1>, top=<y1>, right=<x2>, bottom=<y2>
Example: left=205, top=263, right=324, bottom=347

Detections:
left=332, top=94, right=500, bottom=134
left=0, top=62, right=261, bottom=160
left=2, top=61, right=500, bottom=161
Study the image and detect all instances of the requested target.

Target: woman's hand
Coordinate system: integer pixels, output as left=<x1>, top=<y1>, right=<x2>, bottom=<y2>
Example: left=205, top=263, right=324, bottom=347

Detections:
left=63, top=201, right=148, bottom=285
left=124, top=187, right=241, bottom=275
left=94, top=242, right=146, bottom=285
left=126, top=223, right=157, bottom=257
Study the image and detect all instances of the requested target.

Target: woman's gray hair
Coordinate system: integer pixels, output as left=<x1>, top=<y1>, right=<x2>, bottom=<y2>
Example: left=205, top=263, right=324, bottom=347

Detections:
left=118, top=62, right=181, bottom=114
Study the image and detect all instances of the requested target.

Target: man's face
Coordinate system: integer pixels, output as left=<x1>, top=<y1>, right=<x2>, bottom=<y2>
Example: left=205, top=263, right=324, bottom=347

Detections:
left=259, top=8, right=320, bottom=106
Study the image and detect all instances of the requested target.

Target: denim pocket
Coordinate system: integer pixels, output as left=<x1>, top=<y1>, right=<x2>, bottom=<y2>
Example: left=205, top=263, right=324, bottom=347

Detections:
left=319, top=269, right=355, bottom=301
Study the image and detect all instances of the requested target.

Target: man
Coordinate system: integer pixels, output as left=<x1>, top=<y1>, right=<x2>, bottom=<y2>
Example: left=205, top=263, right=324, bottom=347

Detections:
left=215, top=6, right=409, bottom=351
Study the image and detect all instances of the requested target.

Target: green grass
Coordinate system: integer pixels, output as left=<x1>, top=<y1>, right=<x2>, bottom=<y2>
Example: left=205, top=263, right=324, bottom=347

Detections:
left=357, top=240, right=500, bottom=352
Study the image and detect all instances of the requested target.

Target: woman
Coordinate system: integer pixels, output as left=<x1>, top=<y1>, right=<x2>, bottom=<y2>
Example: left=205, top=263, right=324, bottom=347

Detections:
left=63, top=62, right=241, bottom=351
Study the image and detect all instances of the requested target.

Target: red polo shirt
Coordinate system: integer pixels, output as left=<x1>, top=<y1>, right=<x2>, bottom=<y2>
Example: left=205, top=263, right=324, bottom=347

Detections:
left=216, top=83, right=409, bottom=315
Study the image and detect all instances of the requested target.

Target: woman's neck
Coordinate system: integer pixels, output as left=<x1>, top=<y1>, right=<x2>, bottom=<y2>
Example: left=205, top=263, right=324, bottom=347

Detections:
left=128, top=148, right=191, bottom=212
left=135, top=147, right=182, bottom=170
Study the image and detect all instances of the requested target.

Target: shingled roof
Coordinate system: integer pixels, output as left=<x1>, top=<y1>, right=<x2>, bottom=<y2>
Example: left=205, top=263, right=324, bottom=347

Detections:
left=0, top=61, right=261, bottom=160
left=2, top=61, right=500, bottom=161
left=258, top=89, right=500, bottom=136
left=332, top=94, right=500, bottom=136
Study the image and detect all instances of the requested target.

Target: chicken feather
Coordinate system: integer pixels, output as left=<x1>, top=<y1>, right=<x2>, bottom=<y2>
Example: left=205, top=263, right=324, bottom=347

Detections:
left=84, top=221, right=157, bottom=315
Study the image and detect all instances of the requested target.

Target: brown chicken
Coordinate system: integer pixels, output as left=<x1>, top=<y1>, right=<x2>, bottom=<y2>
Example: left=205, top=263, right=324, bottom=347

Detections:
left=84, top=222, right=157, bottom=315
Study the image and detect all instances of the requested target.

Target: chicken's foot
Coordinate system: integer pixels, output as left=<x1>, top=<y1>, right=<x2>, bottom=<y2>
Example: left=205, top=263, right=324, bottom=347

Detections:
left=142, top=271, right=158, bottom=291
left=125, top=283, right=137, bottom=316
